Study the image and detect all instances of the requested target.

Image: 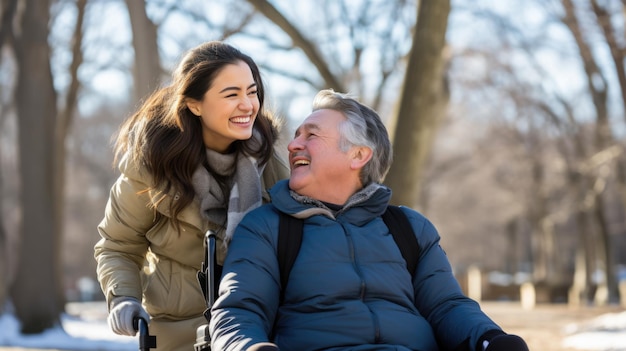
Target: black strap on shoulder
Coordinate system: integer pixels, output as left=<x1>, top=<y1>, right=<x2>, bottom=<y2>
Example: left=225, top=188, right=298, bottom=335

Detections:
left=277, top=211, right=304, bottom=302
left=382, top=205, right=419, bottom=276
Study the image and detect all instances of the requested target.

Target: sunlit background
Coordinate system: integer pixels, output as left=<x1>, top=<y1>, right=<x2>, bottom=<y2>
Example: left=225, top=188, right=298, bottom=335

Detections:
left=1, top=0, right=625, bottom=338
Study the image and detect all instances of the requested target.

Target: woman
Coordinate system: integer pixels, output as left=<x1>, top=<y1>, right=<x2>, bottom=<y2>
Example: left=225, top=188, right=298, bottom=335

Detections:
left=94, top=41, right=289, bottom=350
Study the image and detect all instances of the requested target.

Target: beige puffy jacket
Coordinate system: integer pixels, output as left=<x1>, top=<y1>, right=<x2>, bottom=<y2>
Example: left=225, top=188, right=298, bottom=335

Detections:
left=94, top=151, right=289, bottom=320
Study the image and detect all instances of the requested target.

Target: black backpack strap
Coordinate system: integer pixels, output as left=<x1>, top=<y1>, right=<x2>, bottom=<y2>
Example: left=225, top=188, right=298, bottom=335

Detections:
left=277, top=206, right=418, bottom=295
left=382, top=205, right=419, bottom=276
left=277, top=211, right=304, bottom=302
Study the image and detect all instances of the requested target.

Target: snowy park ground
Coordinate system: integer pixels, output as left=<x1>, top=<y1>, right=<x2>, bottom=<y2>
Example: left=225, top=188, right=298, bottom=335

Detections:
left=0, top=301, right=625, bottom=351
left=561, top=310, right=626, bottom=351
left=0, top=301, right=137, bottom=351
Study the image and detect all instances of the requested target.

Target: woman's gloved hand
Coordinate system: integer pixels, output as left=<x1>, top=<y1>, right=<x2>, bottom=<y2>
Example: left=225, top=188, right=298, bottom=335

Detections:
left=107, top=297, right=150, bottom=336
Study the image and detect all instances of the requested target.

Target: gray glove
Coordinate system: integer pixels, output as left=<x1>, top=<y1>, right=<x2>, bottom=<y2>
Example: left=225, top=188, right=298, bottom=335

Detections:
left=108, top=297, right=150, bottom=336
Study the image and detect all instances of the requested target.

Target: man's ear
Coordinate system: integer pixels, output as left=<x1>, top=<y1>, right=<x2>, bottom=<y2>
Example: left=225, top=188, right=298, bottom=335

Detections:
left=350, top=146, right=373, bottom=170
left=186, top=99, right=201, bottom=116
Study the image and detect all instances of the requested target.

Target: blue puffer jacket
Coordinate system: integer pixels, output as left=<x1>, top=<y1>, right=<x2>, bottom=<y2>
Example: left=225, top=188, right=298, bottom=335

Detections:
left=210, top=180, right=501, bottom=351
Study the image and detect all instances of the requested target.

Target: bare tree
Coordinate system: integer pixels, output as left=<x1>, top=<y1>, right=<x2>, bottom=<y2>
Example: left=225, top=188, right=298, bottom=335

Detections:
left=0, top=0, right=19, bottom=314
left=240, top=0, right=415, bottom=120
left=437, top=0, right=625, bottom=304
left=240, top=0, right=451, bottom=210
left=0, top=0, right=88, bottom=332
left=385, top=0, right=451, bottom=208
left=246, top=0, right=346, bottom=92
left=9, top=0, right=63, bottom=333
left=561, top=0, right=619, bottom=304
left=0, top=126, right=5, bottom=311
left=125, top=0, right=161, bottom=101
left=589, top=0, right=626, bottom=247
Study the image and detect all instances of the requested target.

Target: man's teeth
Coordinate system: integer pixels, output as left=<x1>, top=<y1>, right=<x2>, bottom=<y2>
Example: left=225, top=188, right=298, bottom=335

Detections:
left=294, top=160, right=310, bottom=166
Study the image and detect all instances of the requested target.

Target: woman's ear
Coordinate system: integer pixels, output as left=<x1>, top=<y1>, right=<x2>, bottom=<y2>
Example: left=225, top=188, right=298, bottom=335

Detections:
left=186, top=99, right=201, bottom=116
left=350, top=146, right=373, bottom=170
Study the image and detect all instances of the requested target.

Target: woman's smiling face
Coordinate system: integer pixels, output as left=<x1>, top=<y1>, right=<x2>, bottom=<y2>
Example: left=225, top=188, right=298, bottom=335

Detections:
left=186, top=60, right=259, bottom=153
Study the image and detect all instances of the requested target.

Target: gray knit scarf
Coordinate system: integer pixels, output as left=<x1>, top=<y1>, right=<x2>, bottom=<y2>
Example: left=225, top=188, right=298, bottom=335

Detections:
left=191, top=139, right=265, bottom=249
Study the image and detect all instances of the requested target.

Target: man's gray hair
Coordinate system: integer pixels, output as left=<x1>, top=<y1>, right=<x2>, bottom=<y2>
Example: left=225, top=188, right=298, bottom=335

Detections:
left=312, top=89, right=393, bottom=185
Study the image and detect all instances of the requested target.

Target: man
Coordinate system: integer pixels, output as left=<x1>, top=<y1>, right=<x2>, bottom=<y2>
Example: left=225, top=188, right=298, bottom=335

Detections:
left=210, top=89, right=529, bottom=351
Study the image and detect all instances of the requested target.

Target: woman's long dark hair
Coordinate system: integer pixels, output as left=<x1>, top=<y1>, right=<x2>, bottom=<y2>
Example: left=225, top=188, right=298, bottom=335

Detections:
left=113, top=41, right=279, bottom=223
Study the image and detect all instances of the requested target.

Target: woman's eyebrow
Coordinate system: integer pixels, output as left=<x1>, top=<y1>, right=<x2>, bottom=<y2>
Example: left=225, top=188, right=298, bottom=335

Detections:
left=219, top=83, right=257, bottom=94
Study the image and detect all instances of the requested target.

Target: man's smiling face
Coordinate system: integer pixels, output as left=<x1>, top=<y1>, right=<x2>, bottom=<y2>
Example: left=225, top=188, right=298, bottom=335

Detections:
left=287, top=109, right=356, bottom=204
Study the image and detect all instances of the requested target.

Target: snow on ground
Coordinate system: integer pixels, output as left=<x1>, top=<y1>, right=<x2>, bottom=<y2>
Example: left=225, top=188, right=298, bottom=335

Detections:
left=0, top=302, right=136, bottom=351
left=562, top=310, right=626, bottom=351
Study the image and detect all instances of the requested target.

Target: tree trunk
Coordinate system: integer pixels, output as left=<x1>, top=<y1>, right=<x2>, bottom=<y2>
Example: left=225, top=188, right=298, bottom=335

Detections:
left=385, top=0, right=451, bottom=208
left=55, top=0, right=86, bottom=237
left=590, top=0, right=626, bottom=121
left=593, top=188, right=619, bottom=304
left=528, top=161, right=548, bottom=281
left=0, top=205, right=5, bottom=312
left=125, top=0, right=161, bottom=101
left=562, top=0, right=620, bottom=305
left=570, top=206, right=595, bottom=305
left=590, top=0, right=626, bottom=256
left=9, top=0, right=64, bottom=333
left=0, top=0, right=18, bottom=316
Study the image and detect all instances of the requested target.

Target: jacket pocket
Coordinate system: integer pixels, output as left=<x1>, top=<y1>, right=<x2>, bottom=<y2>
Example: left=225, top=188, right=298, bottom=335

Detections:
left=142, top=254, right=206, bottom=320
